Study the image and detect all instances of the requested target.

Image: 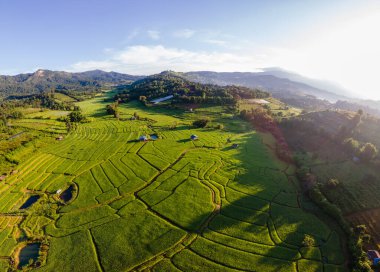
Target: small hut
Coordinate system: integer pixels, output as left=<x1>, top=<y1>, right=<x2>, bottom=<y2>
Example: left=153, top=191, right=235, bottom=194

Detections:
left=190, top=135, right=198, bottom=140
left=0, top=175, right=6, bottom=181
left=139, top=135, right=148, bottom=142
left=367, top=250, right=380, bottom=265
left=56, top=136, right=64, bottom=141
left=232, top=144, right=239, bottom=149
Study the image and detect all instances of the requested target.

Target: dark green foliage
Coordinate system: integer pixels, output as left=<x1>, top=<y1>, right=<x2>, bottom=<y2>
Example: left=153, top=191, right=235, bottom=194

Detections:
left=342, top=137, right=360, bottom=155
left=192, top=118, right=209, bottom=128
left=302, top=234, right=316, bottom=247
left=106, top=103, right=119, bottom=118
left=117, top=71, right=268, bottom=105
left=68, top=110, right=85, bottom=123
left=0, top=69, right=141, bottom=98
left=359, top=142, right=378, bottom=162
left=326, top=178, right=340, bottom=188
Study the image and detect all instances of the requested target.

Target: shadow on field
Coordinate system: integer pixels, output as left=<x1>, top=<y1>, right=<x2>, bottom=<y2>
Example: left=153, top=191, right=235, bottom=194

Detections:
left=171, top=131, right=345, bottom=269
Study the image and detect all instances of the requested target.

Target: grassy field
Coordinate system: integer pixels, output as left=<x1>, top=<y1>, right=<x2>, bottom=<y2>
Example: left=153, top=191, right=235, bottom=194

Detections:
left=0, top=92, right=347, bottom=271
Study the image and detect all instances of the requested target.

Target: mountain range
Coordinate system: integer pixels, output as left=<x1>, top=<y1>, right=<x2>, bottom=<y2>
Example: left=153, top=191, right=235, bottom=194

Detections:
left=0, top=69, right=142, bottom=98
left=2, top=68, right=380, bottom=116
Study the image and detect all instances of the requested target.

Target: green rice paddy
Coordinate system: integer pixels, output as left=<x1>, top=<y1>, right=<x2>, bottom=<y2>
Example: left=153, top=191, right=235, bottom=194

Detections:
left=0, top=93, right=347, bottom=271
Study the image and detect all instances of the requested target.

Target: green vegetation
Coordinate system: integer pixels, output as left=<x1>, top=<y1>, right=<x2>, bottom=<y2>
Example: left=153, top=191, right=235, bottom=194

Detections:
left=116, top=71, right=269, bottom=105
left=0, top=89, right=348, bottom=272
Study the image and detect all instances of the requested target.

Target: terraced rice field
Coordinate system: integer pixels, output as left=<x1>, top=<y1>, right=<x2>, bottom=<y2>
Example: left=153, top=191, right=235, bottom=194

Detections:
left=0, top=98, right=347, bottom=271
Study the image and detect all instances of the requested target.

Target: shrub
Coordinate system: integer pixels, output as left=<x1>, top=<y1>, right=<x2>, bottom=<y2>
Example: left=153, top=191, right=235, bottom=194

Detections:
left=193, top=118, right=209, bottom=128
left=106, top=103, right=119, bottom=118
left=302, top=234, right=315, bottom=247
left=68, top=111, right=86, bottom=123
left=215, top=124, right=224, bottom=130
left=342, top=138, right=360, bottom=155
left=326, top=178, right=340, bottom=188
left=359, top=143, right=378, bottom=162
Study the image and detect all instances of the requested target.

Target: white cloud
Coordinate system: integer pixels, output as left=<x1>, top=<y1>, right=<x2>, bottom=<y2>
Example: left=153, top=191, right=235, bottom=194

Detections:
left=69, top=45, right=264, bottom=75
left=173, top=29, right=196, bottom=39
left=147, top=30, right=160, bottom=40
left=71, top=60, right=119, bottom=72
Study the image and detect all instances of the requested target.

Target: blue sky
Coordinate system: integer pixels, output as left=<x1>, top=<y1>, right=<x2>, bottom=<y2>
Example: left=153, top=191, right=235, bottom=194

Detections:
left=1, top=0, right=380, bottom=98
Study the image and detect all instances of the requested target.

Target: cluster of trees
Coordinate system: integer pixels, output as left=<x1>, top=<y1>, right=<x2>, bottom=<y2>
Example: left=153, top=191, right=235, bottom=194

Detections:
left=0, top=70, right=121, bottom=99
left=106, top=102, right=120, bottom=118
left=4, top=92, right=83, bottom=111
left=0, top=101, right=25, bottom=129
left=192, top=118, right=210, bottom=128
left=240, top=108, right=292, bottom=162
left=281, top=110, right=379, bottom=163
left=296, top=165, right=372, bottom=271
left=342, top=138, right=378, bottom=162
left=116, top=72, right=269, bottom=106
left=59, top=110, right=87, bottom=132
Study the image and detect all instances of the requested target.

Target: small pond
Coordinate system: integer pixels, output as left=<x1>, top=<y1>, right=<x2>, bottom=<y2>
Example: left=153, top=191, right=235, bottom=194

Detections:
left=59, top=185, right=74, bottom=202
left=18, top=243, right=41, bottom=268
left=20, top=195, right=40, bottom=209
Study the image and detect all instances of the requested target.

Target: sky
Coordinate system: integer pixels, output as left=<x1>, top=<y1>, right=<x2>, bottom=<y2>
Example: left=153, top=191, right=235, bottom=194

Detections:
left=0, top=0, right=380, bottom=99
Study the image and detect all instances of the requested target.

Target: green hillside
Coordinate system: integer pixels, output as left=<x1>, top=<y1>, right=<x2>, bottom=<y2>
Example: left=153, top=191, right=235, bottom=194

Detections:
left=117, top=71, right=269, bottom=105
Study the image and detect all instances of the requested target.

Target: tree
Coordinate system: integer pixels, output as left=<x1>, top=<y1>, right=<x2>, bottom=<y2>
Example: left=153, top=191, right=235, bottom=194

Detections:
left=342, top=138, right=360, bottom=155
left=302, top=234, right=315, bottom=247
left=359, top=143, right=378, bottom=162
left=193, top=118, right=209, bottom=128
left=106, top=103, right=119, bottom=118
left=327, top=178, right=340, bottom=188
left=68, top=111, right=85, bottom=123
left=169, top=121, right=177, bottom=130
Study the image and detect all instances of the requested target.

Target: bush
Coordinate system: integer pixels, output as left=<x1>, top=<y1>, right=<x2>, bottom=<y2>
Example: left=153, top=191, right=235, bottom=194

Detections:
left=342, top=138, right=360, bottom=155
left=193, top=118, right=209, bottom=128
left=106, top=103, right=119, bottom=118
left=359, top=143, right=378, bottom=162
left=326, top=178, right=340, bottom=188
left=302, top=234, right=315, bottom=247
left=68, top=111, right=86, bottom=123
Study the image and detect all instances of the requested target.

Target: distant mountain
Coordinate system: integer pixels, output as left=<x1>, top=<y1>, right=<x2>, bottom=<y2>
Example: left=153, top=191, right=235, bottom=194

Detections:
left=260, top=67, right=356, bottom=98
left=184, top=70, right=348, bottom=102
left=0, top=69, right=143, bottom=98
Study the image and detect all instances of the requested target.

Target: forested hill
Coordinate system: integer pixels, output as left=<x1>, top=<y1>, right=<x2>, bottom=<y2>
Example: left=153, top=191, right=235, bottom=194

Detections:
left=183, top=71, right=347, bottom=102
left=119, top=71, right=269, bottom=104
left=0, top=69, right=142, bottom=98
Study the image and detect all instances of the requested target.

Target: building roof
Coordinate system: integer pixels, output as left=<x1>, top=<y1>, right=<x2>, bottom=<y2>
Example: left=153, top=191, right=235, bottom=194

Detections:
left=246, top=99, right=270, bottom=104
left=190, top=134, right=198, bottom=139
left=150, top=95, right=174, bottom=104
left=368, top=250, right=380, bottom=260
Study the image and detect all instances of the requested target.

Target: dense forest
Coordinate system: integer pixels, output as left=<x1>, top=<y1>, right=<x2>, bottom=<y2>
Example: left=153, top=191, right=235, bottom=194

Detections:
left=116, top=71, right=269, bottom=105
left=0, top=69, right=141, bottom=98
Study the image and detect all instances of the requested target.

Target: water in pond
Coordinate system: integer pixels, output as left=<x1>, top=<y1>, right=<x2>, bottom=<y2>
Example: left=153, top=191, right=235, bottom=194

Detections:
left=18, top=243, right=40, bottom=268
left=20, top=195, right=40, bottom=209
left=150, top=134, right=158, bottom=140
left=60, top=185, right=74, bottom=202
